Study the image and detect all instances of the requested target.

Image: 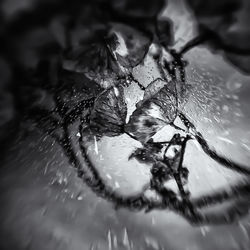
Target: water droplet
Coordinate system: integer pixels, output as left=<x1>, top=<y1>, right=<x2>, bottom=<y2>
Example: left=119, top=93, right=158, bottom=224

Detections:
left=106, top=174, right=112, bottom=180
left=144, top=235, right=161, bottom=250
left=94, top=136, right=99, bottom=154
left=151, top=216, right=156, bottom=225
left=77, top=195, right=83, bottom=201
left=107, top=230, right=112, bottom=250
left=114, top=87, right=120, bottom=97
left=238, top=223, right=250, bottom=241
left=113, top=234, right=118, bottom=249
left=200, top=226, right=210, bottom=237
left=217, top=136, right=234, bottom=144
left=222, top=105, right=229, bottom=112
left=123, top=228, right=130, bottom=248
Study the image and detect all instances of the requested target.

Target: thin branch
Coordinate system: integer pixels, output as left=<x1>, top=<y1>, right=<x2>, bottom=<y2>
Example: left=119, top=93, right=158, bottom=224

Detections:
left=179, top=112, right=250, bottom=176
left=179, top=34, right=210, bottom=55
left=196, top=133, right=250, bottom=176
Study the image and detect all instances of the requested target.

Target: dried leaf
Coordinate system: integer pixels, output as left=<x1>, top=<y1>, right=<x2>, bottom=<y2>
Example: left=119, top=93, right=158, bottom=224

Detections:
left=110, top=23, right=152, bottom=68
left=89, top=86, right=127, bottom=137
left=129, top=141, right=163, bottom=164
left=156, top=18, right=173, bottom=47
left=125, top=80, right=177, bottom=143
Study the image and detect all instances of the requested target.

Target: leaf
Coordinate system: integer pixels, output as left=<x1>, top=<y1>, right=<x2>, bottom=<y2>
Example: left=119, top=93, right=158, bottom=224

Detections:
left=143, top=78, right=168, bottom=101
left=139, top=79, right=178, bottom=120
left=64, top=97, right=95, bottom=125
left=63, top=25, right=124, bottom=81
left=125, top=80, right=178, bottom=143
left=58, top=70, right=102, bottom=94
left=156, top=18, right=174, bottom=47
left=89, top=86, right=127, bottom=137
left=109, top=23, right=152, bottom=68
left=56, top=70, right=102, bottom=113
left=64, top=41, right=121, bottom=74
left=129, top=140, right=163, bottom=164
